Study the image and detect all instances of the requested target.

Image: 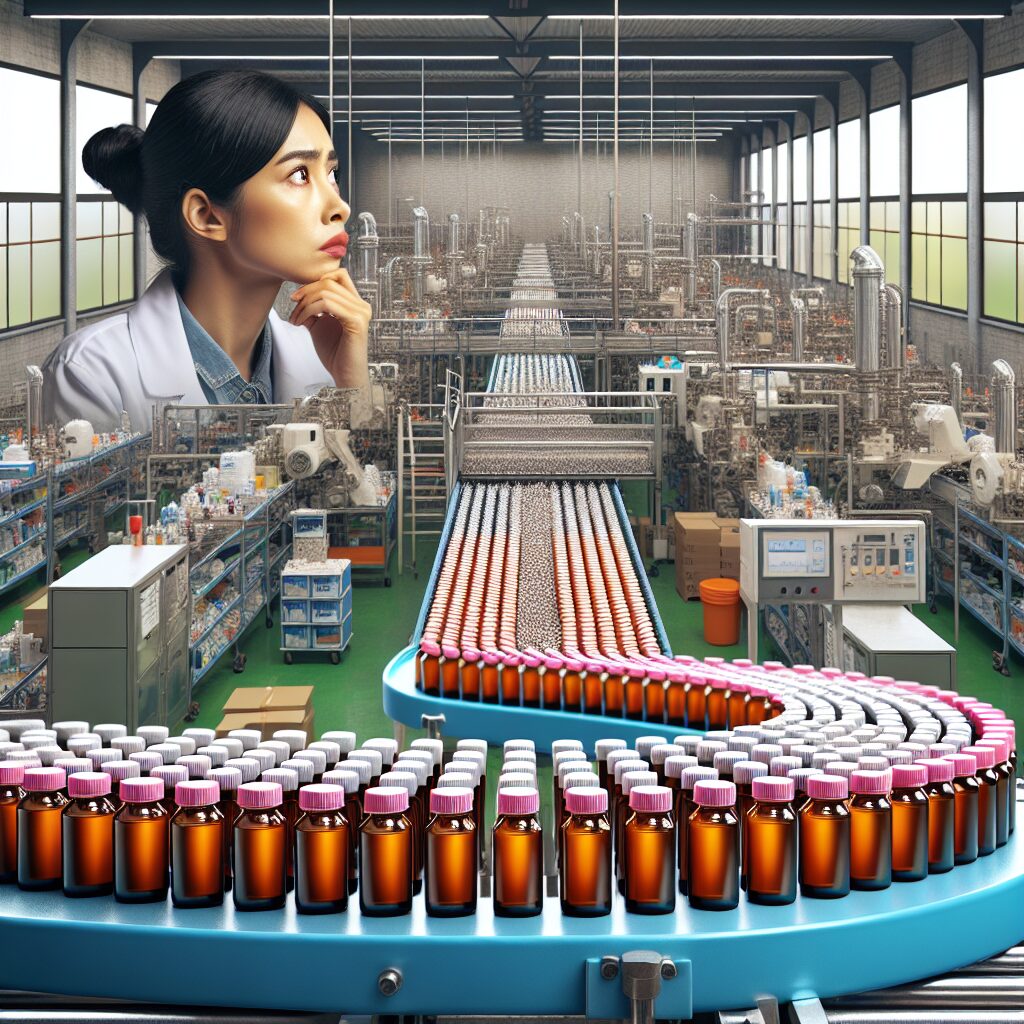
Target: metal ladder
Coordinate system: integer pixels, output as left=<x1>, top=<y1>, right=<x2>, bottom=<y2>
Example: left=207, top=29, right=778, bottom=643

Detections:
left=397, top=403, right=449, bottom=577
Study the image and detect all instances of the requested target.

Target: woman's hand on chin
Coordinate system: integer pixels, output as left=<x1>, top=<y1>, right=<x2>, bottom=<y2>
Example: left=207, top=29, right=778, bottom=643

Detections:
left=288, top=268, right=371, bottom=387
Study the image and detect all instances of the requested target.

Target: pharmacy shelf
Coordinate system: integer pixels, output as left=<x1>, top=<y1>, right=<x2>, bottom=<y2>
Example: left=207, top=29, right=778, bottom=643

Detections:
left=0, top=837, right=1020, bottom=1017
left=384, top=645, right=696, bottom=749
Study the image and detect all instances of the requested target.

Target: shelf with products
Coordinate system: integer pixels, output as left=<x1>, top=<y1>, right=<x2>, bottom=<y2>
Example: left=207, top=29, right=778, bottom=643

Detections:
left=0, top=654, right=47, bottom=718
left=325, top=482, right=397, bottom=586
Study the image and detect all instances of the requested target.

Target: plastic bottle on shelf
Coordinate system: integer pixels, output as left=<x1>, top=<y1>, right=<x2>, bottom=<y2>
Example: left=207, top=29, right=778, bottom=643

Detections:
left=799, top=774, right=851, bottom=899
left=686, top=780, right=739, bottom=912
left=17, top=767, right=68, bottom=891
left=492, top=787, right=543, bottom=918
left=294, top=783, right=349, bottom=915
left=919, top=758, right=956, bottom=874
left=848, top=770, right=892, bottom=891
left=360, top=786, right=413, bottom=917
left=560, top=786, right=612, bottom=918
left=961, top=745, right=998, bottom=857
left=0, top=762, right=25, bottom=883
left=62, top=772, right=116, bottom=897
left=425, top=786, right=477, bottom=918
left=170, top=780, right=225, bottom=909
left=114, top=776, right=169, bottom=903
left=624, top=785, right=676, bottom=914
left=745, top=775, right=797, bottom=906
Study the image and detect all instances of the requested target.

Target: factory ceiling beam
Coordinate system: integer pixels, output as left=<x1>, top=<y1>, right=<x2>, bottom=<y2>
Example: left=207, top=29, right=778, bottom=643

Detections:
left=23, top=0, right=1014, bottom=16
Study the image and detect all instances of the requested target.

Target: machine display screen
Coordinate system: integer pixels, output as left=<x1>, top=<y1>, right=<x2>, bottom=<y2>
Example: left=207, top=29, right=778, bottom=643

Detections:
left=763, top=533, right=829, bottom=577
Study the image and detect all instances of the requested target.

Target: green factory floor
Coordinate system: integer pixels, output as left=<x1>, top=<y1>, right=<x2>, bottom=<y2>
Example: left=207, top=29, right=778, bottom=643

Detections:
left=3, top=498, right=1021, bottom=778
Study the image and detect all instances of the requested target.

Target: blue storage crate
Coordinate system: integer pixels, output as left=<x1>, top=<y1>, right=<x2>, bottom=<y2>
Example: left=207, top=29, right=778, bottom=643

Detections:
left=282, top=625, right=310, bottom=649
left=281, top=599, right=308, bottom=624
left=310, top=573, right=340, bottom=599
left=281, top=573, right=310, bottom=598
left=341, top=585, right=353, bottom=621
left=312, top=623, right=344, bottom=649
left=310, top=599, right=341, bottom=625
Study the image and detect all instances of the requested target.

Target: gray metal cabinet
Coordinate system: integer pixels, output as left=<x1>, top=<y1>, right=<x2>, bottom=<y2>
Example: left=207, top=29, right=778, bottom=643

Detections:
left=48, top=545, right=190, bottom=730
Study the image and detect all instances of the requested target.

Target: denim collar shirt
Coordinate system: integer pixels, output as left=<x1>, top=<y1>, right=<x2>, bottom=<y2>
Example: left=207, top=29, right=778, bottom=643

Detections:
left=175, top=291, right=274, bottom=405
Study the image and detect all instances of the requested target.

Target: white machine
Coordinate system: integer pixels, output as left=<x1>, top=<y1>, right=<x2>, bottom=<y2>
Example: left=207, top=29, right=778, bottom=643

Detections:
left=639, top=359, right=712, bottom=429
left=739, top=518, right=927, bottom=663
left=281, top=423, right=378, bottom=506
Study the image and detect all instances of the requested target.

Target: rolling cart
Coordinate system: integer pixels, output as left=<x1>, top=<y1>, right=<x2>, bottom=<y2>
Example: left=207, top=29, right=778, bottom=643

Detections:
left=280, top=557, right=353, bottom=664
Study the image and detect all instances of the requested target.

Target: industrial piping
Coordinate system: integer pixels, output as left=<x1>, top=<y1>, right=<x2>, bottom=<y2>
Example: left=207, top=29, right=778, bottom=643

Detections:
left=354, top=212, right=379, bottom=315
left=991, top=358, right=1017, bottom=454
left=852, top=245, right=885, bottom=421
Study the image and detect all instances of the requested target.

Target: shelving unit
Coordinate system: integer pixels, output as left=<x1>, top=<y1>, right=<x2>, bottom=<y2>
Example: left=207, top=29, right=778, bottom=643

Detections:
left=189, top=482, right=296, bottom=687
left=326, top=484, right=397, bottom=587
left=280, top=558, right=353, bottom=664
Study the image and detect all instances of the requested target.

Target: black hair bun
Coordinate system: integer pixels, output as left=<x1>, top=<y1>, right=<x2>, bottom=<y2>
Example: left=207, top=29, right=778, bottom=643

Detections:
left=82, top=124, right=145, bottom=214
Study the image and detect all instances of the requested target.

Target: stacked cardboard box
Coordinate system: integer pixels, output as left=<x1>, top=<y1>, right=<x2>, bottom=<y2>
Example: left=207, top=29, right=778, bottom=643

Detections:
left=215, top=685, right=315, bottom=741
left=673, top=513, right=741, bottom=599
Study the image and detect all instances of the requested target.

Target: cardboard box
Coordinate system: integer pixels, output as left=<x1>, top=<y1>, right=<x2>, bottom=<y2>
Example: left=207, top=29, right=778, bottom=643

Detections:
left=22, top=589, right=48, bottom=650
left=719, top=529, right=741, bottom=580
left=216, top=685, right=315, bottom=741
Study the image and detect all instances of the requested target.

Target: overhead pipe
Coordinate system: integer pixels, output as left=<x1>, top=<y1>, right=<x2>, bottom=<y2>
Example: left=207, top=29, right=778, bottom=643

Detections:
left=715, top=287, right=771, bottom=370
left=592, top=225, right=602, bottom=277
left=447, top=213, right=461, bottom=256
left=380, top=255, right=403, bottom=313
left=852, top=244, right=885, bottom=422
left=641, top=212, right=655, bottom=292
left=412, top=206, right=430, bottom=305
left=684, top=212, right=700, bottom=302
left=354, top=212, right=379, bottom=316
left=950, top=361, right=964, bottom=425
left=791, top=296, right=807, bottom=362
left=25, top=365, right=43, bottom=440
left=883, top=283, right=905, bottom=370
left=710, top=259, right=722, bottom=302
left=991, top=358, right=1017, bottom=454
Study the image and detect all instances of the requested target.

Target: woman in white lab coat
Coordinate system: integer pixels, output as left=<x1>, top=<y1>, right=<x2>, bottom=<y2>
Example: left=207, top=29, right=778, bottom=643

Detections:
left=43, top=69, right=371, bottom=433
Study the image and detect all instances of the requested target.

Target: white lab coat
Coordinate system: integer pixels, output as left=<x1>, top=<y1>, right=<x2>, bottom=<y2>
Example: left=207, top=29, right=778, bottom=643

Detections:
left=42, top=267, right=333, bottom=433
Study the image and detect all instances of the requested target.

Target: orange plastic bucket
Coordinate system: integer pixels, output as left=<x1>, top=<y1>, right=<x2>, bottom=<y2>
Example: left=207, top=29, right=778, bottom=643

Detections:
left=699, top=577, right=742, bottom=646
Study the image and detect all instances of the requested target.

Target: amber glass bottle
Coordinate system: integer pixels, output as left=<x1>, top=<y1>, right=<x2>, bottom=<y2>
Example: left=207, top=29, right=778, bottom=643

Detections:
left=889, top=764, right=929, bottom=882
left=261, top=766, right=299, bottom=889
left=492, top=786, right=543, bottom=917
left=799, top=774, right=850, bottom=899
left=418, top=639, right=441, bottom=695
left=616, top=769, right=658, bottom=893
left=114, top=776, right=169, bottom=903
left=207, top=766, right=242, bottom=892
left=17, top=767, right=69, bottom=891
left=151, top=765, right=187, bottom=816
left=425, top=786, right=477, bottom=917
left=62, top=772, right=116, bottom=897
left=560, top=786, right=611, bottom=917
left=732, top=759, right=769, bottom=889
left=686, top=780, right=739, bottom=911
left=746, top=776, right=797, bottom=906
left=624, top=785, right=676, bottom=914
left=727, top=681, right=749, bottom=729
left=919, top=758, right=955, bottom=874
left=233, top=781, right=287, bottom=911
left=705, top=680, right=729, bottom=731
left=562, top=656, right=584, bottom=712
left=676, top=765, right=717, bottom=895
left=975, top=737, right=1012, bottom=847
left=848, top=769, right=892, bottom=891
left=665, top=670, right=688, bottom=727
left=962, top=745, right=999, bottom=857
left=380, top=770, right=423, bottom=895
left=295, top=783, right=349, bottom=914
left=170, top=780, right=224, bottom=908
left=0, top=762, right=26, bottom=883
left=583, top=660, right=605, bottom=715
left=945, top=753, right=979, bottom=865
left=322, top=768, right=361, bottom=896
left=360, top=786, right=413, bottom=917
left=521, top=652, right=542, bottom=708
left=461, top=648, right=482, bottom=702
left=603, top=664, right=626, bottom=718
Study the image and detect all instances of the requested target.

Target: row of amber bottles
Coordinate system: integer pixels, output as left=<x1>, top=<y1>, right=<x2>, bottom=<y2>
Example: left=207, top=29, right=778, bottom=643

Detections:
left=416, top=646, right=779, bottom=728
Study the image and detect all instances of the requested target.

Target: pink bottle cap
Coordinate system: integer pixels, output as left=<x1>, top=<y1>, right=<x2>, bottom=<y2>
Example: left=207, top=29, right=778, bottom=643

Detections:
left=420, top=640, right=441, bottom=657
left=944, top=752, right=978, bottom=778
left=298, top=783, right=345, bottom=812
left=0, top=761, right=26, bottom=786
left=441, top=644, right=461, bottom=660
left=565, top=786, right=608, bottom=815
left=497, top=786, right=539, bottom=816
left=629, top=784, right=673, bottom=812
left=364, top=786, right=409, bottom=814
left=680, top=765, right=719, bottom=791
left=928, top=743, right=957, bottom=757
left=175, top=779, right=220, bottom=806
left=961, top=745, right=996, bottom=769
left=891, top=764, right=928, bottom=789
left=102, top=760, right=141, bottom=783
left=692, top=780, right=737, bottom=807
left=119, top=777, right=164, bottom=803
left=918, top=758, right=955, bottom=783
left=151, top=765, right=188, bottom=794
left=849, top=769, right=892, bottom=795
left=429, top=787, right=473, bottom=815
left=68, top=772, right=111, bottom=799
left=806, top=774, right=849, bottom=801
left=22, top=766, right=66, bottom=792
left=752, top=776, right=795, bottom=802
left=482, top=651, right=500, bottom=666
left=976, top=737, right=1010, bottom=762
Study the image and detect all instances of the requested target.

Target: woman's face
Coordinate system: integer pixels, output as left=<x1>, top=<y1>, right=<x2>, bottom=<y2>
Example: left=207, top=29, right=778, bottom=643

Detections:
left=225, top=103, right=351, bottom=285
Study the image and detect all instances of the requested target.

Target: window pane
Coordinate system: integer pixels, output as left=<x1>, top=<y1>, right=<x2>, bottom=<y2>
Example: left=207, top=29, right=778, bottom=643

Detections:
left=32, top=203, right=60, bottom=241
left=763, top=150, right=774, bottom=203
left=76, top=84, right=133, bottom=195
left=941, top=237, right=967, bottom=309
left=119, top=235, right=134, bottom=302
left=885, top=233, right=900, bottom=285
left=77, top=203, right=103, bottom=239
left=870, top=201, right=885, bottom=231
left=76, top=237, right=103, bottom=312
left=1018, top=245, right=1024, bottom=323
left=9, top=204, right=31, bottom=245
left=927, top=235, right=942, bottom=305
left=103, top=236, right=119, bottom=305
left=792, top=137, right=808, bottom=203
left=984, top=67, right=1024, bottom=193
left=838, top=119, right=860, bottom=199
left=943, top=201, right=967, bottom=237
left=0, top=68, right=60, bottom=193
left=8, top=244, right=31, bottom=327
left=870, top=104, right=900, bottom=197
left=0, top=248, right=7, bottom=328
left=119, top=204, right=133, bottom=233
left=31, top=241, right=61, bottom=321
left=749, top=151, right=759, bottom=193
left=985, top=202, right=1016, bottom=241
left=103, top=201, right=120, bottom=234
left=911, top=234, right=927, bottom=299
left=0, top=204, right=6, bottom=245
left=777, top=143, right=789, bottom=204
left=813, top=128, right=830, bottom=201
left=984, top=240, right=1017, bottom=321
left=911, top=202, right=926, bottom=233
left=912, top=84, right=967, bottom=194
